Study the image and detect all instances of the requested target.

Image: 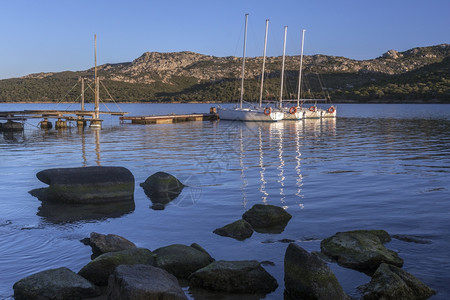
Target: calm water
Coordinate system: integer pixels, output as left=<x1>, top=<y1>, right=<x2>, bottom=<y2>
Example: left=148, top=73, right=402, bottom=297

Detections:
left=1, top=103, right=449, bottom=299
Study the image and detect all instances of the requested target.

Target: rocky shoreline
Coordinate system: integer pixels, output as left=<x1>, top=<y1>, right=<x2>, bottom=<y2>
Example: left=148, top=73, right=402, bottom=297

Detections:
left=16, top=166, right=437, bottom=299
left=13, top=228, right=436, bottom=300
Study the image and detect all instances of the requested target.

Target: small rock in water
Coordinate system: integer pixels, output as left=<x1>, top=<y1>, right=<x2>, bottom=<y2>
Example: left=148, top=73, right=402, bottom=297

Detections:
left=140, top=171, right=184, bottom=206
left=153, top=244, right=214, bottom=279
left=392, top=234, right=432, bottom=244
left=279, top=238, right=295, bottom=243
left=284, top=243, right=348, bottom=300
left=88, top=232, right=136, bottom=258
left=320, top=230, right=403, bottom=275
left=213, top=219, right=254, bottom=240
left=107, top=264, right=187, bottom=300
left=359, top=263, right=436, bottom=300
left=151, top=203, right=166, bottom=210
left=242, top=204, right=292, bottom=233
left=189, top=260, right=278, bottom=294
left=13, top=267, right=101, bottom=300
left=78, top=248, right=155, bottom=286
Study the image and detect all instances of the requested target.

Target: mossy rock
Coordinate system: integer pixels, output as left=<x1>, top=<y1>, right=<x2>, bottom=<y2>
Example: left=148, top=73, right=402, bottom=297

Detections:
left=242, top=204, right=292, bottom=233
left=213, top=219, right=253, bottom=240
left=320, top=230, right=403, bottom=275
left=154, top=244, right=214, bottom=279
left=107, top=264, right=187, bottom=300
left=359, top=263, right=436, bottom=300
left=140, top=172, right=184, bottom=205
left=13, top=267, right=101, bottom=300
left=78, top=248, right=155, bottom=286
left=284, top=243, right=347, bottom=300
left=189, top=260, right=278, bottom=294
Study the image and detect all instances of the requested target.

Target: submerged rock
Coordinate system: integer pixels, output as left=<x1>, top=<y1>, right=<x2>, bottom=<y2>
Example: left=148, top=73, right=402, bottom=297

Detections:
left=213, top=219, right=254, bottom=240
left=320, top=230, right=403, bottom=275
left=78, top=247, right=155, bottom=286
left=284, top=243, right=347, bottom=300
left=107, top=264, right=187, bottom=300
left=392, top=234, right=432, bottom=244
left=359, top=263, right=436, bottom=300
left=13, top=267, right=101, bottom=300
left=154, top=244, right=214, bottom=279
left=30, top=166, right=135, bottom=204
left=242, top=204, right=292, bottom=233
left=189, top=260, right=278, bottom=294
left=140, top=172, right=184, bottom=207
left=87, top=232, right=136, bottom=258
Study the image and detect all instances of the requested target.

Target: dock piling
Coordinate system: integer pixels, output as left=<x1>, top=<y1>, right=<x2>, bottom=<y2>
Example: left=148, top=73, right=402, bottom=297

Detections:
left=55, top=118, right=67, bottom=129
left=40, top=118, right=53, bottom=129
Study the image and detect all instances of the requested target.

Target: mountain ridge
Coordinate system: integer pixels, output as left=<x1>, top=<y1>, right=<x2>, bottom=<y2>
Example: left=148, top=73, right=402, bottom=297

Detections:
left=1, top=44, right=449, bottom=103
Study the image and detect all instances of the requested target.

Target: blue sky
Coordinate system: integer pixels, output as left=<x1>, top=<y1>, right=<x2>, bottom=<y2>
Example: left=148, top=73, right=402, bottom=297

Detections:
left=1, top=0, right=449, bottom=79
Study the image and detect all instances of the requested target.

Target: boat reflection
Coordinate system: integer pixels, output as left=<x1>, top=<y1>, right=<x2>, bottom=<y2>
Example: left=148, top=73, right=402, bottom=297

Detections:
left=232, top=118, right=336, bottom=210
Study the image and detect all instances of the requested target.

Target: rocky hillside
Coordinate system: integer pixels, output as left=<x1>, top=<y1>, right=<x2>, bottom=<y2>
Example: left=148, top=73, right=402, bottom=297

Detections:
left=1, top=44, right=449, bottom=103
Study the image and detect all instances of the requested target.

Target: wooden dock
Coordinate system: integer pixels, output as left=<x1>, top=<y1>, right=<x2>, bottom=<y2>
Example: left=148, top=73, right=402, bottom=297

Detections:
left=0, top=109, right=127, bottom=130
left=0, top=110, right=126, bottom=121
left=120, top=113, right=219, bottom=124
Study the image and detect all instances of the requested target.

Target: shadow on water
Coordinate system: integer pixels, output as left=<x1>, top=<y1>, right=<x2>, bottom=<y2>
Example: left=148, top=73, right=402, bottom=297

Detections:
left=1, top=131, right=26, bottom=143
left=36, top=200, right=135, bottom=224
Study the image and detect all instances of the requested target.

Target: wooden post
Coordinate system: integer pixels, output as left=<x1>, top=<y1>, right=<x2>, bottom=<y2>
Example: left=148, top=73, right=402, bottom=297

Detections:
left=94, top=34, right=99, bottom=120
left=81, top=77, right=85, bottom=111
left=91, top=34, right=102, bottom=128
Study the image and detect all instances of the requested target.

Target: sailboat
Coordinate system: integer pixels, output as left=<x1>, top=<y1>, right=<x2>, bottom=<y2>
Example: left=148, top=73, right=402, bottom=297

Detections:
left=279, top=26, right=303, bottom=120
left=217, top=14, right=283, bottom=122
left=294, top=30, right=336, bottom=119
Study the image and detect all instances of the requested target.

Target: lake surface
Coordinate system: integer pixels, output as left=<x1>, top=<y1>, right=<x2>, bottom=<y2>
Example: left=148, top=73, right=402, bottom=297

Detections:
left=1, top=103, right=449, bottom=299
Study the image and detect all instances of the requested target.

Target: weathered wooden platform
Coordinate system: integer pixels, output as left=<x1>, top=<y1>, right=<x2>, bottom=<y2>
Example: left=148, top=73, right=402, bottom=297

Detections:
left=0, top=110, right=127, bottom=121
left=120, top=113, right=219, bottom=124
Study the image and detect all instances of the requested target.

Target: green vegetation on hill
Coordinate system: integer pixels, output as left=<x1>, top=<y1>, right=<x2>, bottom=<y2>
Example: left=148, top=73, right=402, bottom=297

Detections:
left=0, top=45, right=449, bottom=103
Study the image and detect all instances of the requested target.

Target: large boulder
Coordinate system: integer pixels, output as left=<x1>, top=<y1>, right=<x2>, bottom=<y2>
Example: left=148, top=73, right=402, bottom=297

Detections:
left=213, top=219, right=254, bottom=240
left=30, top=166, right=135, bottom=204
left=140, top=172, right=184, bottom=207
left=13, top=267, right=101, bottom=300
left=78, top=247, right=155, bottom=286
left=107, top=264, right=187, bottom=300
left=86, top=232, right=136, bottom=258
left=320, top=230, right=403, bottom=275
left=284, top=243, right=347, bottom=300
left=242, top=204, right=292, bottom=233
left=154, top=243, right=214, bottom=279
left=359, top=263, right=436, bottom=300
left=189, top=260, right=278, bottom=294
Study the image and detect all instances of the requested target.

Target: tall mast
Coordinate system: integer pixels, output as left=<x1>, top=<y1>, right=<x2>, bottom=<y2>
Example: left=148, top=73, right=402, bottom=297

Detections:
left=296, top=29, right=306, bottom=107
left=279, top=26, right=287, bottom=108
left=240, top=13, right=248, bottom=109
left=94, top=34, right=99, bottom=120
left=259, top=19, right=269, bottom=108
left=81, top=77, right=85, bottom=111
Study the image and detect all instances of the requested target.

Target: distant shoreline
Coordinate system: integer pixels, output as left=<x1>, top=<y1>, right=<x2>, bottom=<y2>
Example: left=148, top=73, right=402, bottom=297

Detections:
left=0, top=99, right=449, bottom=105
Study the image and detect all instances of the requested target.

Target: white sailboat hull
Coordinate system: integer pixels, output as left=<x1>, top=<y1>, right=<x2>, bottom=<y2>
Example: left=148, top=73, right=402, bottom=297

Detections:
left=218, top=107, right=283, bottom=122
left=301, top=106, right=337, bottom=118
left=301, top=108, right=321, bottom=119
left=282, top=108, right=303, bottom=120
left=321, top=107, right=337, bottom=118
